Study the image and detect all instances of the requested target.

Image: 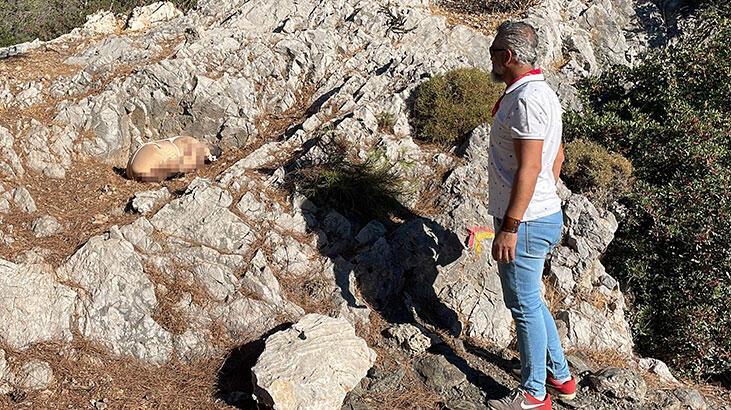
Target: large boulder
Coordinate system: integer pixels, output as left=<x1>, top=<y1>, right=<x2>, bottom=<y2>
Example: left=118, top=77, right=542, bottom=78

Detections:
left=0, top=260, right=77, bottom=350
left=150, top=178, right=257, bottom=254
left=252, top=314, right=376, bottom=409
left=59, top=234, right=173, bottom=364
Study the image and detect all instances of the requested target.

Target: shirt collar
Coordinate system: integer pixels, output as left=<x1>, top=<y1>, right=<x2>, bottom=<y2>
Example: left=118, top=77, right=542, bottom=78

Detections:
left=504, top=68, right=544, bottom=95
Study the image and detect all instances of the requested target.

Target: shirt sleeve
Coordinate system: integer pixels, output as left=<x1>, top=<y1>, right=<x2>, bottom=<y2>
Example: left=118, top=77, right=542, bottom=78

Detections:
left=507, top=96, right=548, bottom=140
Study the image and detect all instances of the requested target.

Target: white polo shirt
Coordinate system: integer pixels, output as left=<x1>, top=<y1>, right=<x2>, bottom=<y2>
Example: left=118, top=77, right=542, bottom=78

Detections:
left=487, top=71, right=562, bottom=221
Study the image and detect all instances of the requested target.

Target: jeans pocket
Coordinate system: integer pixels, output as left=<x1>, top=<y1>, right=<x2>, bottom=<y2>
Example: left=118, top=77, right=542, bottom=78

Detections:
left=525, top=221, right=562, bottom=257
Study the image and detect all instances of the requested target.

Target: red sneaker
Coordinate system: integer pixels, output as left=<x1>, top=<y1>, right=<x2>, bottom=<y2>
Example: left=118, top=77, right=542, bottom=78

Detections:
left=546, top=375, right=577, bottom=400
left=487, top=387, right=552, bottom=410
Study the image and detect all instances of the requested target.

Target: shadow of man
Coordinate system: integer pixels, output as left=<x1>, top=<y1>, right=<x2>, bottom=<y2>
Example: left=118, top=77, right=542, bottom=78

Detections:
left=278, top=137, right=511, bottom=402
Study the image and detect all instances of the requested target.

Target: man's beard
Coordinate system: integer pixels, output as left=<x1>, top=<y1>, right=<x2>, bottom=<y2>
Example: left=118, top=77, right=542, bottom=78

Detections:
left=491, top=69, right=503, bottom=83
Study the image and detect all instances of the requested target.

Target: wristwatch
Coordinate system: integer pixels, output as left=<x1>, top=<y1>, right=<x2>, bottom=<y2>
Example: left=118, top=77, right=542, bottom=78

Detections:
left=501, top=215, right=521, bottom=233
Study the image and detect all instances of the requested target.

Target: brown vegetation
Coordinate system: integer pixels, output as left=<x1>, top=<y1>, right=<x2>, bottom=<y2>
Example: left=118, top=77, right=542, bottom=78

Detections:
left=430, top=0, right=541, bottom=36
left=0, top=338, right=228, bottom=409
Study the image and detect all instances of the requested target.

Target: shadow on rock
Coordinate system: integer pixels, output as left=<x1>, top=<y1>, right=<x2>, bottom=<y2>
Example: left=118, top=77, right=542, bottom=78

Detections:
left=215, top=322, right=292, bottom=409
left=278, top=136, right=511, bottom=403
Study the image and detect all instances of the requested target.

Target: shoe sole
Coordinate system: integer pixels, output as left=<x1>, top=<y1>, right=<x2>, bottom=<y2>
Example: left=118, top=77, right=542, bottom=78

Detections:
left=547, top=386, right=576, bottom=401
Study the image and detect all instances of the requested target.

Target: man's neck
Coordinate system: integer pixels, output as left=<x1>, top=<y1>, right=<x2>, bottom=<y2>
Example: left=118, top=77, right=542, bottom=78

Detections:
left=503, top=65, right=536, bottom=86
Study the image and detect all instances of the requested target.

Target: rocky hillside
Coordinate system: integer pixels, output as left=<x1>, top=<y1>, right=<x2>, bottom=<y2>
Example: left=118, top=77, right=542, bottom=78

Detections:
left=0, top=0, right=723, bottom=408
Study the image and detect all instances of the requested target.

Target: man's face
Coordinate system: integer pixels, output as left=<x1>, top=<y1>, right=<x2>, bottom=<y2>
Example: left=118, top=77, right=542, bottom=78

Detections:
left=489, top=38, right=508, bottom=83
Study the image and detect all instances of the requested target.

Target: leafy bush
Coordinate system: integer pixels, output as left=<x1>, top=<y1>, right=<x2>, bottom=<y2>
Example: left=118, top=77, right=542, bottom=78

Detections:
left=562, top=139, right=633, bottom=208
left=410, top=67, right=501, bottom=146
left=0, top=0, right=197, bottom=48
left=563, top=2, right=731, bottom=382
left=289, top=141, right=406, bottom=221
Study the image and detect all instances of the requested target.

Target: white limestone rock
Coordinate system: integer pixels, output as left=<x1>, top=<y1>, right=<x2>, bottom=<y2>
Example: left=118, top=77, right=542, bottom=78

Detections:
left=151, top=178, right=256, bottom=254
left=0, top=38, right=42, bottom=60
left=0, top=260, right=77, bottom=350
left=388, top=218, right=513, bottom=347
left=81, top=11, right=120, bottom=35
left=354, top=220, right=386, bottom=245
left=0, top=126, right=24, bottom=179
left=117, top=217, right=163, bottom=254
left=252, top=314, right=376, bottom=410
left=131, top=187, right=171, bottom=215
left=127, top=2, right=184, bottom=32
left=639, top=357, right=680, bottom=385
left=384, top=323, right=432, bottom=355
left=60, top=235, right=173, bottom=364
left=557, top=301, right=633, bottom=354
left=0, top=349, right=12, bottom=395
left=11, top=186, right=36, bottom=213
left=16, top=360, right=54, bottom=391
left=19, top=120, right=74, bottom=179
left=31, top=214, right=62, bottom=237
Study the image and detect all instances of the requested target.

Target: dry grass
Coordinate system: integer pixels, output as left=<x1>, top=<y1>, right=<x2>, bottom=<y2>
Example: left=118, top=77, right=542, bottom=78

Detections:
left=144, top=261, right=213, bottom=335
left=574, top=348, right=632, bottom=370
left=0, top=124, right=257, bottom=267
left=272, top=259, right=338, bottom=316
left=0, top=44, right=85, bottom=128
left=0, top=32, right=189, bottom=267
left=542, top=278, right=563, bottom=315
left=0, top=159, right=146, bottom=266
left=429, top=0, right=541, bottom=36
left=411, top=149, right=457, bottom=217
left=585, top=289, right=611, bottom=311
left=0, top=42, right=86, bottom=90
left=0, top=13, right=509, bottom=410
left=254, top=82, right=318, bottom=143
left=364, top=370, right=444, bottom=410
left=0, top=338, right=231, bottom=410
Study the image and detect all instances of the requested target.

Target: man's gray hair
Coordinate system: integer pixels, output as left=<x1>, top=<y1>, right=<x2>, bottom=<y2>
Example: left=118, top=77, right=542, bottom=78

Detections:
left=495, top=21, right=539, bottom=66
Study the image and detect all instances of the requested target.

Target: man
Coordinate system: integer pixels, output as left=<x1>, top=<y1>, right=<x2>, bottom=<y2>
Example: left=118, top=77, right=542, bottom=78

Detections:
left=126, top=135, right=222, bottom=182
left=486, top=21, right=576, bottom=410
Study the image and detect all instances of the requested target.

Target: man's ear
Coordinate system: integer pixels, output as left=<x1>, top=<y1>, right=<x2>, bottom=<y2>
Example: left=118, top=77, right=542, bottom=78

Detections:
left=505, top=49, right=515, bottom=66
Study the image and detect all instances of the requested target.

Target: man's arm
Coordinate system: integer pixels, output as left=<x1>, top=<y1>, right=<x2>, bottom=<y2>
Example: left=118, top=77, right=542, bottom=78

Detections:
left=552, top=143, right=564, bottom=182
left=504, top=139, right=544, bottom=221
left=492, top=139, right=543, bottom=263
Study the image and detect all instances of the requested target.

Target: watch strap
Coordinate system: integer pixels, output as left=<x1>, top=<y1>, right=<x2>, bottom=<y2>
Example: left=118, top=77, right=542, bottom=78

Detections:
left=501, top=216, right=521, bottom=233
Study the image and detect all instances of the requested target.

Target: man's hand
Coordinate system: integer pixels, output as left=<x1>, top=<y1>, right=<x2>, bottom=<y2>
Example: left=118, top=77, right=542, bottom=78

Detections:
left=492, top=230, right=518, bottom=263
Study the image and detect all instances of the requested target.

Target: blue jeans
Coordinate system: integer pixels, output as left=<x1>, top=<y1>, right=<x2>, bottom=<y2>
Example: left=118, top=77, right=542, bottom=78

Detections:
left=494, top=210, right=571, bottom=398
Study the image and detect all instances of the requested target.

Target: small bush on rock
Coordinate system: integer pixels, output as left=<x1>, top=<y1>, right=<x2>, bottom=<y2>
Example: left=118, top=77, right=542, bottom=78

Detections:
left=562, top=139, right=633, bottom=208
left=563, top=2, right=731, bottom=382
left=290, top=142, right=406, bottom=221
left=410, top=67, right=501, bottom=147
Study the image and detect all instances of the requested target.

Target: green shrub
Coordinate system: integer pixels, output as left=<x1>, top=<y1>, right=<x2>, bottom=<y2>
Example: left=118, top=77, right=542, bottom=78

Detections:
left=410, top=67, right=501, bottom=146
left=289, top=142, right=406, bottom=221
left=562, top=139, right=633, bottom=208
left=0, top=0, right=197, bottom=48
left=564, top=2, right=731, bottom=382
